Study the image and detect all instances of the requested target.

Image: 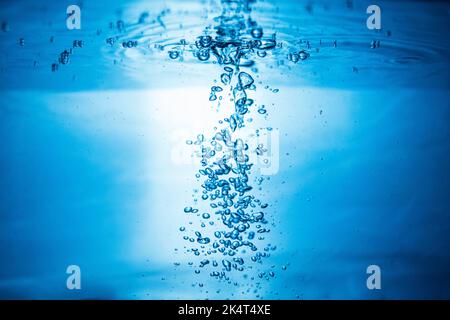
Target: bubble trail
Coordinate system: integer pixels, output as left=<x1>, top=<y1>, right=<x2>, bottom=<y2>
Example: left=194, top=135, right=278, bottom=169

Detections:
left=168, top=0, right=284, bottom=286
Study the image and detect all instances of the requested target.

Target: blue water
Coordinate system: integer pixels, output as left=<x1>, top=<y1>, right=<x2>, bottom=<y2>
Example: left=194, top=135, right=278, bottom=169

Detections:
left=0, top=0, right=449, bottom=299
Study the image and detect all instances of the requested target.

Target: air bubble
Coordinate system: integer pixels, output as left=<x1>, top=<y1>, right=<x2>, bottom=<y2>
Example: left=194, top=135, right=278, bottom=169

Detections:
left=169, top=50, right=180, bottom=59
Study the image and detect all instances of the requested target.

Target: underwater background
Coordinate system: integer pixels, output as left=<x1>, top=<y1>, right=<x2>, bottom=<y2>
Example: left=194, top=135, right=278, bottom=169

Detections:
left=0, top=0, right=449, bottom=299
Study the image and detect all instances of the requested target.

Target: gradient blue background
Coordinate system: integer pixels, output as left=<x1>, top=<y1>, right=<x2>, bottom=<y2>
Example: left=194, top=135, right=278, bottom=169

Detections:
left=0, top=0, right=449, bottom=299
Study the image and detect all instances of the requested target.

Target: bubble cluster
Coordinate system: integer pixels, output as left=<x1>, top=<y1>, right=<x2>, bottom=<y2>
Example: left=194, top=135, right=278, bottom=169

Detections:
left=172, top=0, right=280, bottom=283
left=51, top=40, right=84, bottom=72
